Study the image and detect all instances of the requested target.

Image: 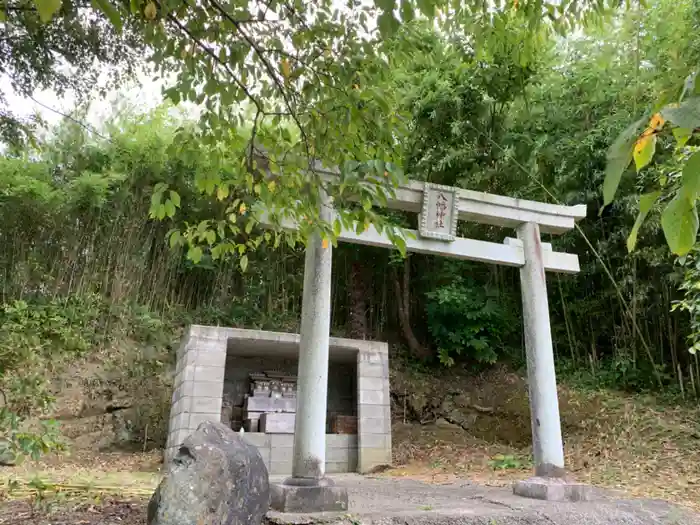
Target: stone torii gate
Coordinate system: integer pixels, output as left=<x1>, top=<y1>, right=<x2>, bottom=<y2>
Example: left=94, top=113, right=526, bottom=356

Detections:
left=265, top=174, right=588, bottom=512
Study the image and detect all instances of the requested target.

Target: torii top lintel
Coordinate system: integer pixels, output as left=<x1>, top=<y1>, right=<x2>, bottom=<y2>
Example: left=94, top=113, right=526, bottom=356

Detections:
left=313, top=164, right=586, bottom=235
left=260, top=163, right=587, bottom=275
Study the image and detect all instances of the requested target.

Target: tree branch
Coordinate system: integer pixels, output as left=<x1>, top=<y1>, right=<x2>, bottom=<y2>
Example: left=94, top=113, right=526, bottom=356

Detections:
left=205, top=0, right=308, bottom=151
left=162, top=7, right=263, bottom=113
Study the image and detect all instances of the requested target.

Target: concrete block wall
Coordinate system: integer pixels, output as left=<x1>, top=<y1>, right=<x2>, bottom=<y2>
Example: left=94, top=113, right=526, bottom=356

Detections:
left=242, top=433, right=357, bottom=476
left=357, top=342, right=392, bottom=473
left=165, top=326, right=227, bottom=462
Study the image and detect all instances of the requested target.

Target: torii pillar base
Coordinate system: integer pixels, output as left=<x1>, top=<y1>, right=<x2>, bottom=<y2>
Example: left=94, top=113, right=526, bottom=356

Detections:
left=513, top=477, right=595, bottom=502
left=270, top=478, right=349, bottom=513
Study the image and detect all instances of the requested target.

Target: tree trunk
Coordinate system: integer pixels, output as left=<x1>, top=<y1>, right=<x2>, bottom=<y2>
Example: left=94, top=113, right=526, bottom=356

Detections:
left=347, top=259, right=368, bottom=339
left=394, top=256, right=431, bottom=360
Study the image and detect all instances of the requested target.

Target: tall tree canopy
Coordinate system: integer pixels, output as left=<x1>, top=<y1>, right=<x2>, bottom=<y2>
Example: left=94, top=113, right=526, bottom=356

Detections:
left=3, top=0, right=622, bottom=267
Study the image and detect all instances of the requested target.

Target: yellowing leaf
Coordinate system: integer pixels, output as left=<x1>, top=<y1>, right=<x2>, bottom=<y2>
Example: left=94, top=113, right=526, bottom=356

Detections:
left=322, top=238, right=329, bottom=249
left=239, top=203, right=247, bottom=214
left=648, top=112, right=665, bottom=130
left=633, top=134, right=656, bottom=172
left=144, top=2, right=157, bottom=20
left=281, top=59, right=290, bottom=80
left=35, top=0, right=62, bottom=22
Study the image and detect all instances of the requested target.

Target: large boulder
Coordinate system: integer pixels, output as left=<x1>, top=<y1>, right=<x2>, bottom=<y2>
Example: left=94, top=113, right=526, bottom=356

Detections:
left=147, top=421, right=269, bottom=525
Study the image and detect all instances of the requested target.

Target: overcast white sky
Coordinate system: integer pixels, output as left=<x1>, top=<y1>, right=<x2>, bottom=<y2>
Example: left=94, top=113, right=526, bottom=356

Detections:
left=2, top=68, right=168, bottom=130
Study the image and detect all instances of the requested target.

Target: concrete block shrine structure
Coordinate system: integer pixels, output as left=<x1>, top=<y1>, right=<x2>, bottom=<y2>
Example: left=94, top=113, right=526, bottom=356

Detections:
left=165, top=327, right=391, bottom=475
left=165, top=172, right=589, bottom=512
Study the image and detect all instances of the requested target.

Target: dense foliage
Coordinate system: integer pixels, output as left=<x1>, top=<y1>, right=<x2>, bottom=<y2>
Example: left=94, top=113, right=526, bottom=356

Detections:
left=2, top=0, right=700, bottom=454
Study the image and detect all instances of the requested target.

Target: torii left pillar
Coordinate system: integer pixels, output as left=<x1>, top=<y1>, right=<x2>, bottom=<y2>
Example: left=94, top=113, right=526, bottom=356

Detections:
left=270, top=192, right=349, bottom=512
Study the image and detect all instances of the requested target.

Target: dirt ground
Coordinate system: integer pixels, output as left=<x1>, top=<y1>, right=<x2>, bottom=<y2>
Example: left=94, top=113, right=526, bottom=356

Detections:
left=0, top=499, right=145, bottom=525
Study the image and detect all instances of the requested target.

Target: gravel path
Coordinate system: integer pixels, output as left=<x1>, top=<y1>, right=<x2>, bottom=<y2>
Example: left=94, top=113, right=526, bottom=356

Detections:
left=267, top=474, right=700, bottom=525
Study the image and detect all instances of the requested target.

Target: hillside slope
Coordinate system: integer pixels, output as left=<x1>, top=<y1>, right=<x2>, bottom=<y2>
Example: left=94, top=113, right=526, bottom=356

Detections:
left=389, top=366, right=700, bottom=507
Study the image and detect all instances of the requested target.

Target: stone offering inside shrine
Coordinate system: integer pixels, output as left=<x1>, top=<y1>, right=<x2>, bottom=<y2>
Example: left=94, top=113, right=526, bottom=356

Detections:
left=243, top=371, right=298, bottom=432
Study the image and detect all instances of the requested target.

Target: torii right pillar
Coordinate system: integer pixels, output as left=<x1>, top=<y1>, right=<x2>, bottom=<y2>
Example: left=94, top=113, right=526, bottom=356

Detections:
left=513, top=222, right=593, bottom=501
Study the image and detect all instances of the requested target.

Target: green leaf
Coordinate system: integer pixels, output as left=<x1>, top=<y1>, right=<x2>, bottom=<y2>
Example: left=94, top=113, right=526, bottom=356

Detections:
left=240, top=254, right=249, bottom=272
left=672, top=127, right=693, bottom=147
left=681, top=151, right=700, bottom=201
left=166, top=88, right=181, bottom=106
left=169, top=190, right=181, bottom=207
left=378, top=11, right=400, bottom=37
left=35, top=0, right=62, bottom=22
left=169, top=230, right=182, bottom=248
left=187, top=246, right=203, bottom=264
left=603, top=117, right=645, bottom=207
left=661, top=194, right=699, bottom=256
left=416, top=0, right=435, bottom=17
left=661, top=98, right=700, bottom=130
left=400, top=0, right=414, bottom=22
left=216, top=185, right=229, bottom=201
left=394, top=234, right=407, bottom=256
left=245, top=219, right=255, bottom=234
left=627, top=191, right=660, bottom=252
left=0, top=9, right=6, bottom=21
left=91, top=0, right=122, bottom=31
left=333, top=218, right=342, bottom=237
left=164, top=200, right=176, bottom=218
left=633, top=135, right=656, bottom=172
